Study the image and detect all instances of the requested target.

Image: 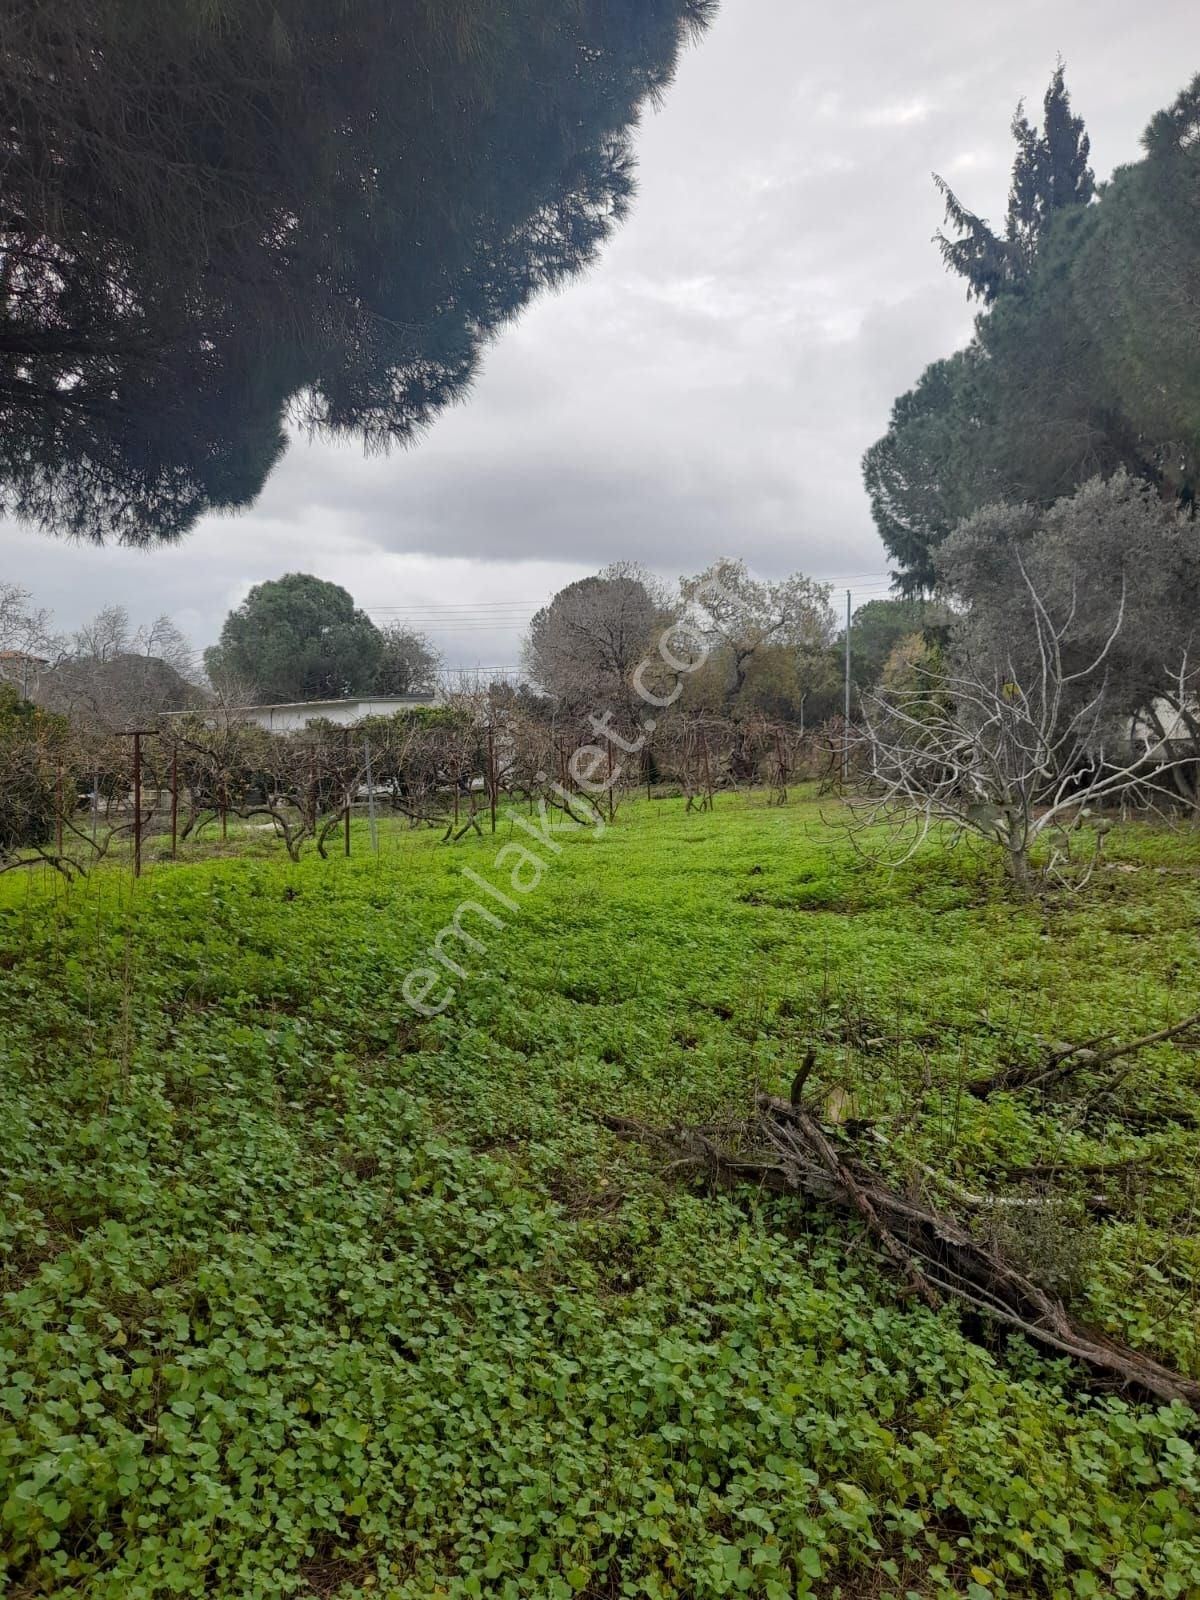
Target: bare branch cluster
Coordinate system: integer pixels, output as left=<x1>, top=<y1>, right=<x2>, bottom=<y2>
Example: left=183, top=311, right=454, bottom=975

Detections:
left=853, top=554, right=1199, bottom=890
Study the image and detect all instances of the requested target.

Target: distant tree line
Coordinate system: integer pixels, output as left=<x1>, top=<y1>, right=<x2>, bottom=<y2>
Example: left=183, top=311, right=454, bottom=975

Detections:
left=522, top=558, right=938, bottom=730
left=0, top=574, right=444, bottom=724
left=0, top=583, right=206, bottom=727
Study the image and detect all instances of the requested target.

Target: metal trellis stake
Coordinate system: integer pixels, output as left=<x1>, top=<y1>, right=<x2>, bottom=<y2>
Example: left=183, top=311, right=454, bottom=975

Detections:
left=123, top=729, right=157, bottom=878
left=364, top=738, right=379, bottom=855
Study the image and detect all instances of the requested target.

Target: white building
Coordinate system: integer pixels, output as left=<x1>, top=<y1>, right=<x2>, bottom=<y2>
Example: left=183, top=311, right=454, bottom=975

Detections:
left=1130, top=697, right=1196, bottom=762
left=232, top=694, right=440, bottom=732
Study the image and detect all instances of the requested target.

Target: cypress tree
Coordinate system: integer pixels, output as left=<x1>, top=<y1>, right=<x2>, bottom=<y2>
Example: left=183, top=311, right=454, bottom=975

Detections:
left=934, top=64, right=1095, bottom=303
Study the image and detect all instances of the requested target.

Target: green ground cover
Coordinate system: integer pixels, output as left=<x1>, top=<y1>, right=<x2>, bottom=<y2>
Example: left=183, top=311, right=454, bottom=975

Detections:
left=2, top=793, right=1199, bottom=1599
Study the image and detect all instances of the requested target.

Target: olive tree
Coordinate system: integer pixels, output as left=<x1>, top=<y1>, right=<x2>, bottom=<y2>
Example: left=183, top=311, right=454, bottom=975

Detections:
left=938, top=473, right=1200, bottom=805
left=859, top=540, right=1198, bottom=892
left=680, top=558, right=836, bottom=712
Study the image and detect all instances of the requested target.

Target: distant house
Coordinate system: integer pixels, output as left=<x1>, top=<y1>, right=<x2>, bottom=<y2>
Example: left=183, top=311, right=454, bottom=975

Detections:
left=228, top=694, right=440, bottom=733
left=1131, top=697, right=1197, bottom=766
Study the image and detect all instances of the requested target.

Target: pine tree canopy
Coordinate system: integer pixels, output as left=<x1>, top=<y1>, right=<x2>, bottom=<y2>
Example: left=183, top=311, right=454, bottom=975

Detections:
left=0, top=0, right=714, bottom=547
left=204, top=574, right=384, bottom=704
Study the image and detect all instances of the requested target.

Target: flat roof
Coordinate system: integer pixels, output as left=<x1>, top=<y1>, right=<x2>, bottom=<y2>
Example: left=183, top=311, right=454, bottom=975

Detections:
left=237, top=696, right=436, bottom=711
left=163, top=695, right=436, bottom=717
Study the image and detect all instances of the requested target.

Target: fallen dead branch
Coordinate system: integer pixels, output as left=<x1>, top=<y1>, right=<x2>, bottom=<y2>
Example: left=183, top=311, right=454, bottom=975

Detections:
left=970, top=1008, right=1200, bottom=1098
left=603, top=1095, right=1200, bottom=1410
left=995, top=1155, right=1152, bottom=1182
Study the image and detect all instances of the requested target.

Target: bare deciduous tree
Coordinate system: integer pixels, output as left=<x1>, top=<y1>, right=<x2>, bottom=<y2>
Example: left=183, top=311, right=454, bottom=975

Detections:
left=72, top=605, right=131, bottom=665
left=856, top=556, right=1199, bottom=891
left=137, top=615, right=200, bottom=683
left=375, top=625, right=442, bottom=696
left=524, top=563, right=675, bottom=714
left=0, top=583, right=58, bottom=700
left=36, top=606, right=204, bottom=729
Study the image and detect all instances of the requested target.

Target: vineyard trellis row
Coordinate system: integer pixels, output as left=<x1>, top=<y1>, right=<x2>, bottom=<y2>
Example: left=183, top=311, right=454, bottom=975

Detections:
left=0, top=692, right=839, bottom=879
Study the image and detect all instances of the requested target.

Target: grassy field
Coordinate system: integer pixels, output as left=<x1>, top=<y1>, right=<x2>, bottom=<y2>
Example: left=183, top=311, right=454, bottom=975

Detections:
left=2, top=792, right=1199, bottom=1599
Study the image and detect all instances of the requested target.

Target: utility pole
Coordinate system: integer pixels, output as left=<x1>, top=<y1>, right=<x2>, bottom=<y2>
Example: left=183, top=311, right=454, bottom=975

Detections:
left=842, top=589, right=852, bottom=785
left=487, top=725, right=498, bottom=834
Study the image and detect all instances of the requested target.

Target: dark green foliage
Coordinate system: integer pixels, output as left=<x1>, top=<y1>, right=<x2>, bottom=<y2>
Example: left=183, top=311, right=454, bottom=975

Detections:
left=3, top=800, right=1200, bottom=1595
left=862, top=350, right=996, bottom=594
left=205, top=574, right=383, bottom=703
left=843, top=597, right=954, bottom=690
left=867, top=73, right=1200, bottom=590
left=0, top=0, right=713, bottom=545
left=1070, top=76, right=1200, bottom=505
left=0, top=685, right=68, bottom=852
left=935, top=65, right=1095, bottom=304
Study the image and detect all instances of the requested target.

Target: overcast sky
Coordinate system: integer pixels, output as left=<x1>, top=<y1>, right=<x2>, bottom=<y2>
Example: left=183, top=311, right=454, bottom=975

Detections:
left=2, top=0, right=1194, bottom=673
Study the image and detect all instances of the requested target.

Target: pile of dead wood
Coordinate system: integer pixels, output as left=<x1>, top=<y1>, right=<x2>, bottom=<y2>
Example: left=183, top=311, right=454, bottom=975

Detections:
left=604, top=1035, right=1200, bottom=1410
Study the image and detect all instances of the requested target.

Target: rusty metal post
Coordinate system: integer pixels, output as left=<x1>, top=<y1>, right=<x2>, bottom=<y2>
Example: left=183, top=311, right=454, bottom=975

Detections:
left=343, top=730, right=352, bottom=857
left=55, top=765, right=64, bottom=854
left=132, top=731, right=143, bottom=877
left=121, top=729, right=158, bottom=877
left=363, top=738, right=379, bottom=855
left=487, top=726, right=497, bottom=834
left=170, top=746, right=179, bottom=858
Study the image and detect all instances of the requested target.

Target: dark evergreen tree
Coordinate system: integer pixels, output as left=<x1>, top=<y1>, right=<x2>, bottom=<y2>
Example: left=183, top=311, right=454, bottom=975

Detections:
left=0, top=0, right=714, bottom=546
left=867, top=71, right=1199, bottom=591
left=934, top=65, right=1095, bottom=303
left=205, top=575, right=383, bottom=704
left=862, top=349, right=998, bottom=594
left=1071, top=74, right=1200, bottom=505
